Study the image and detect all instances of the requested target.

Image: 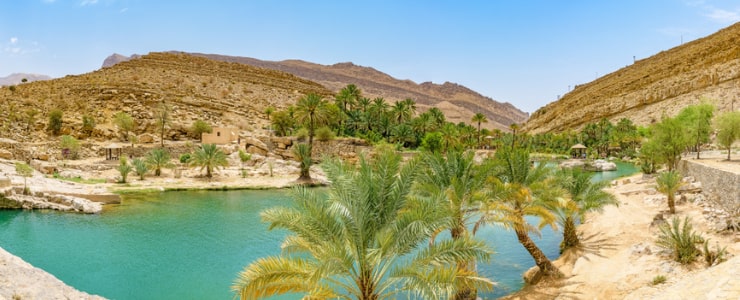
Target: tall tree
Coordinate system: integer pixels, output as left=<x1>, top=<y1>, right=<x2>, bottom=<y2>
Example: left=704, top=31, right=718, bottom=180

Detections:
left=233, top=148, right=492, bottom=300
left=294, top=93, right=330, bottom=153
left=428, top=107, right=446, bottom=130
left=416, top=150, right=491, bottom=300
left=155, top=100, right=170, bottom=147
left=483, top=148, right=562, bottom=280
left=190, top=144, right=228, bottom=178
left=471, top=113, right=488, bottom=149
left=649, top=116, right=689, bottom=171
left=677, top=103, right=714, bottom=159
left=715, top=111, right=740, bottom=161
left=553, top=167, right=617, bottom=252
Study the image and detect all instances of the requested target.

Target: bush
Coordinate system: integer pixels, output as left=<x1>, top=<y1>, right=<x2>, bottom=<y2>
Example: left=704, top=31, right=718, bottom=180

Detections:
left=702, top=240, right=727, bottom=267
left=82, top=114, right=96, bottom=136
left=315, top=126, right=334, bottom=142
left=47, top=109, right=63, bottom=135
left=179, top=153, right=191, bottom=164
left=656, top=217, right=703, bottom=264
left=190, top=120, right=212, bottom=140
left=59, top=135, right=81, bottom=159
left=132, top=158, right=148, bottom=180
left=294, top=128, right=309, bottom=141
left=420, top=132, right=443, bottom=153
left=117, top=157, right=132, bottom=183
left=650, top=275, right=667, bottom=285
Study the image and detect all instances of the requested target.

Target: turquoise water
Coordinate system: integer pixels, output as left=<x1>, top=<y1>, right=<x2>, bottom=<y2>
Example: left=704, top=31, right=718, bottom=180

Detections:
left=0, top=162, right=637, bottom=299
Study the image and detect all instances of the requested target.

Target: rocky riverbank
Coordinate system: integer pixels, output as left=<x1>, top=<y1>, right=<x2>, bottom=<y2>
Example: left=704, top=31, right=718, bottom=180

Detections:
left=0, top=247, right=105, bottom=299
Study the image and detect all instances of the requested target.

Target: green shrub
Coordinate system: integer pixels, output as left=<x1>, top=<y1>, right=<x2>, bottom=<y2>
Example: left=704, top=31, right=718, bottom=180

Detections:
left=703, top=239, right=727, bottom=267
left=650, top=275, right=667, bottom=285
left=132, top=158, right=148, bottom=180
left=117, top=157, right=132, bottom=183
left=315, top=126, right=334, bottom=141
left=59, top=135, right=81, bottom=159
left=82, top=114, right=96, bottom=136
left=179, top=153, right=191, bottom=164
left=190, top=119, right=212, bottom=141
left=47, top=109, right=63, bottom=135
left=294, top=128, right=309, bottom=141
left=656, top=217, right=703, bottom=264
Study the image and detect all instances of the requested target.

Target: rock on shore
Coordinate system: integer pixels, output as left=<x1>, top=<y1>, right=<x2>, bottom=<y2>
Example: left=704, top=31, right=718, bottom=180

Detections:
left=0, top=247, right=106, bottom=299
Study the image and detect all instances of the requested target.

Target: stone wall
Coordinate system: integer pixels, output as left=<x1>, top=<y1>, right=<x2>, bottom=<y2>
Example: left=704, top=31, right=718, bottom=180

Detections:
left=678, top=160, right=740, bottom=206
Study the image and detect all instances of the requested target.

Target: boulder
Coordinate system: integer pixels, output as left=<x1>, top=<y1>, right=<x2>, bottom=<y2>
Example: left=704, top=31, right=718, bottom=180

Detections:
left=244, top=137, right=269, bottom=152
left=589, top=159, right=617, bottom=171
left=30, top=160, right=57, bottom=175
left=138, top=133, right=157, bottom=144
left=246, top=145, right=268, bottom=157
left=271, top=136, right=293, bottom=148
left=0, top=149, right=12, bottom=160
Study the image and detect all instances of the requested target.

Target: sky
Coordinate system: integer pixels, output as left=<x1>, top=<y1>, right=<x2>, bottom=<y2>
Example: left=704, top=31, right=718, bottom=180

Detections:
left=1, top=1, right=739, bottom=113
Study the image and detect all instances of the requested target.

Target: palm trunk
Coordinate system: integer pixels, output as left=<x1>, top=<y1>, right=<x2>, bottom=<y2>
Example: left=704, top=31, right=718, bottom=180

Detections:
left=358, top=269, right=378, bottom=300
left=560, top=216, right=579, bottom=252
left=515, top=227, right=560, bottom=277
left=206, top=166, right=212, bottom=178
left=667, top=194, right=676, bottom=214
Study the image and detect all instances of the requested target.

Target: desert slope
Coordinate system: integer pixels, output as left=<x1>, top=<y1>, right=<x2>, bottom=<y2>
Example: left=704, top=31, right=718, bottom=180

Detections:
left=523, top=22, right=740, bottom=134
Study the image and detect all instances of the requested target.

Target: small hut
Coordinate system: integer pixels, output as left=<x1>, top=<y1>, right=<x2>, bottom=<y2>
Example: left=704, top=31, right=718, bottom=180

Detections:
left=571, top=143, right=587, bottom=159
left=104, top=143, right=123, bottom=161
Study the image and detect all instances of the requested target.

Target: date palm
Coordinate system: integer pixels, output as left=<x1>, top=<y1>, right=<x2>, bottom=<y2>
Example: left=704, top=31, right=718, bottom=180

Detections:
left=656, top=170, right=684, bottom=214
left=471, top=113, right=488, bottom=149
left=145, top=148, right=174, bottom=176
left=482, top=148, right=562, bottom=280
left=416, top=150, right=492, bottom=300
left=295, top=93, right=330, bottom=153
left=233, top=148, right=492, bottom=300
left=293, top=143, right=312, bottom=181
left=189, top=144, right=228, bottom=178
left=553, top=167, right=617, bottom=252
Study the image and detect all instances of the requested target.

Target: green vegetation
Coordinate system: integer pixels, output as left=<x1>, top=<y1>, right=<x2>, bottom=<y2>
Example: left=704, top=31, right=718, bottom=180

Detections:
left=47, top=109, right=63, bottom=135
left=132, top=158, right=148, bottom=180
left=233, top=148, right=492, bottom=299
left=656, top=217, right=702, bottom=265
left=715, top=111, right=740, bottom=161
left=650, top=275, right=667, bottom=285
left=59, top=135, right=81, bottom=159
left=155, top=101, right=170, bottom=147
left=292, top=143, right=312, bottom=181
left=294, top=93, right=331, bottom=153
left=117, top=157, right=133, bottom=184
left=676, top=103, right=714, bottom=159
left=190, top=119, right=212, bottom=141
left=702, top=239, right=727, bottom=267
left=113, top=112, right=135, bottom=146
left=145, top=148, right=173, bottom=176
left=655, top=171, right=684, bottom=214
left=24, top=108, right=38, bottom=133
left=15, top=162, right=33, bottom=195
left=81, top=114, right=96, bottom=137
left=471, top=112, right=488, bottom=148
left=238, top=150, right=251, bottom=178
left=554, top=167, right=617, bottom=252
left=52, top=173, right=107, bottom=184
left=190, top=144, right=228, bottom=178
left=484, top=148, right=562, bottom=279
left=314, top=126, right=334, bottom=141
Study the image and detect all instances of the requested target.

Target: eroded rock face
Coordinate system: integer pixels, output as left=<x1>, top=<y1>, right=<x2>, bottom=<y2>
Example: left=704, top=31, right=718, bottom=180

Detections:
left=524, top=22, right=740, bottom=134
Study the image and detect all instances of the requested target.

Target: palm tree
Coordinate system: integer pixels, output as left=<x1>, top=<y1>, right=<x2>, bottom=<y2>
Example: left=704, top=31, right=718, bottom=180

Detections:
left=132, top=158, right=149, bottom=180
left=509, top=123, right=520, bottom=149
left=145, top=148, right=174, bottom=176
left=554, top=167, right=617, bottom=252
left=402, top=98, right=417, bottom=117
left=428, top=107, right=446, bottom=130
left=233, top=148, right=493, bottom=300
left=294, top=93, right=330, bottom=153
left=440, top=123, right=459, bottom=153
left=390, top=123, right=415, bottom=147
left=483, top=148, right=562, bottom=280
left=471, top=113, right=488, bottom=149
left=190, top=144, right=228, bottom=178
left=391, top=101, right=412, bottom=124
left=656, top=170, right=684, bottom=214
left=416, top=150, right=491, bottom=300
left=293, top=143, right=312, bottom=181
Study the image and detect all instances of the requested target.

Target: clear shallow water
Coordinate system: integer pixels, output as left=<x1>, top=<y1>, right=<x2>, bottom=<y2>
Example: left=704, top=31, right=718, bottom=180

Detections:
left=0, top=162, right=637, bottom=300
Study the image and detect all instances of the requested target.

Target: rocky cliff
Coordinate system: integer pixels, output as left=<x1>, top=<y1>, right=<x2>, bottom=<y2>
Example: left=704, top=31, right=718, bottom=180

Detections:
left=107, top=52, right=529, bottom=131
left=523, top=22, right=740, bottom=134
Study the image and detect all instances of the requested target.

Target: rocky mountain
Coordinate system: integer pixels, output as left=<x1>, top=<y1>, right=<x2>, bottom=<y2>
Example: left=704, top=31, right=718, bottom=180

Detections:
left=106, top=52, right=528, bottom=131
left=522, top=22, right=740, bottom=134
left=0, top=52, right=331, bottom=142
left=0, top=73, right=51, bottom=86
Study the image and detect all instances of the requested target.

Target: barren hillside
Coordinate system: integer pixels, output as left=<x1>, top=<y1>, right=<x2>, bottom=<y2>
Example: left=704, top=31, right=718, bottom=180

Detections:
left=107, top=52, right=528, bottom=131
left=0, top=52, right=332, bottom=143
left=523, top=22, right=740, bottom=134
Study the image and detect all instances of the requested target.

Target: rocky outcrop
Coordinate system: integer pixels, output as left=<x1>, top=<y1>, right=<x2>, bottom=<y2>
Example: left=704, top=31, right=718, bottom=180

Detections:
left=1, top=187, right=103, bottom=214
left=0, top=246, right=106, bottom=299
left=559, top=159, right=617, bottom=171
left=524, top=22, right=740, bottom=133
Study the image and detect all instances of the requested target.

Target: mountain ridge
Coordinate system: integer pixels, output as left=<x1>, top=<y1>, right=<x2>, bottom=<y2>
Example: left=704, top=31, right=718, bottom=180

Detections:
left=104, top=52, right=528, bottom=131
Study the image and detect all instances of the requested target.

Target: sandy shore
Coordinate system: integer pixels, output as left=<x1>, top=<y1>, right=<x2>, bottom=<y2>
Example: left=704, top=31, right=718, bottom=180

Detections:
left=505, top=152, right=740, bottom=299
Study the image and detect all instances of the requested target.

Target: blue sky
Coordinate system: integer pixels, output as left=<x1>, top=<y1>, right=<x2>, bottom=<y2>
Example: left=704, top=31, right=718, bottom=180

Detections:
left=1, top=1, right=739, bottom=113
